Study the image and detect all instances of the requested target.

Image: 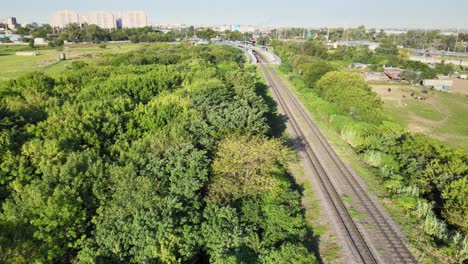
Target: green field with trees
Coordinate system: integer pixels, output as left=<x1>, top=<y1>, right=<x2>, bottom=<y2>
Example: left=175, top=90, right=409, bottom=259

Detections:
left=272, top=39, right=467, bottom=263
left=0, top=43, right=144, bottom=80
left=0, top=44, right=318, bottom=263
left=269, top=26, right=468, bottom=53
left=3, top=23, right=253, bottom=47
left=373, top=84, right=468, bottom=152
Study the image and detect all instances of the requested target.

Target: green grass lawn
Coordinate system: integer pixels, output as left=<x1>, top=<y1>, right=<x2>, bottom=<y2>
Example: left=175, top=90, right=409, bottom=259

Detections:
left=379, top=87, right=468, bottom=152
left=0, top=43, right=143, bottom=80
left=404, top=99, right=446, bottom=121
left=0, top=51, right=57, bottom=80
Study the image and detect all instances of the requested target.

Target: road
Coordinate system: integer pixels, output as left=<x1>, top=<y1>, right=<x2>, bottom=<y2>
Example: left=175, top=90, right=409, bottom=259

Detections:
left=409, top=55, right=468, bottom=66
left=256, top=54, right=418, bottom=264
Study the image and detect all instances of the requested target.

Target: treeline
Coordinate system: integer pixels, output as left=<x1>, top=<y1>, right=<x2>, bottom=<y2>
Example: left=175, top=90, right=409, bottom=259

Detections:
left=12, top=23, right=253, bottom=47
left=273, top=39, right=461, bottom=84
left=272, top=26, right=468, bottom=52
left=272, top=40, right=467, bottom=262
left=0, top=44, right=316, bottom=263
left=53, top=24, right=177, bottom=45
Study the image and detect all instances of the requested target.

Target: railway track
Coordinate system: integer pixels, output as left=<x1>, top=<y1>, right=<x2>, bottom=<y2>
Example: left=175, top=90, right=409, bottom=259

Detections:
left=256, top=54, right=418, bottom=263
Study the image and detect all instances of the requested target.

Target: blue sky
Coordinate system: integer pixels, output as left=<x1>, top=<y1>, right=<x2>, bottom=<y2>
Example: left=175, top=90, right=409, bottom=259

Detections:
left=2, top=0, right=468, bottom=28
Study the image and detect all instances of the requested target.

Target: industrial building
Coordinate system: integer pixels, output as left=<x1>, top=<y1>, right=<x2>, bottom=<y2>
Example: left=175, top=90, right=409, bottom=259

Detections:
left=332, top=40, right=380, bottom=51
left=423, top=79, right=453, bottom=92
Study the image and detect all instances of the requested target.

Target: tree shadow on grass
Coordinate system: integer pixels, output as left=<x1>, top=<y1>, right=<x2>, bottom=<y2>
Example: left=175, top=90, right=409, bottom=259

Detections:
left=284, top=135, right=324, bottom=263
left=256, top=79, right=324, bottom=263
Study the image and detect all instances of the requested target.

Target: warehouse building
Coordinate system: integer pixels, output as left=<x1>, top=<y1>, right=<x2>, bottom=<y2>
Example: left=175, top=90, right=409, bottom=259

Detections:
left=423, top=79, right=453, bottom=92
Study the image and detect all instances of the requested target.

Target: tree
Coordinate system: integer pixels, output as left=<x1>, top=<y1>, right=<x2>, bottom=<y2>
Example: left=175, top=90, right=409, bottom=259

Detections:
left=256, top=36, right=270, bottom=46
left=62, top=23, right=82, bottom=42
left=81, top=24, right=108, bottom=43
left=201, top=202, right=244, bottom=263
left=197, top=28, right=217, bottom=40
left=442, top=178, right=467, bottom=233
left=315, top=71, right=384, bottom=123
left=400, top=70, right=420, bottom=85
left=375, top=42, right=399, bottom=56
left=129, top=35, right=139, bottom=43
left=28, top=38, right=34, bottom=48
left=298, top=61, right=336, bottom=88
left=259, top=242, right=316, bottom=263
left=208, top=136, right=293, bottom=204
left=301, top=40, right=327, bottom=58
left=31, top=25, right=52, bottom=39
left=1, top=36, right=11, bottom=43
left=16, top=26, right=31, bottom=36
left=0, top=44, right=316, bottom=263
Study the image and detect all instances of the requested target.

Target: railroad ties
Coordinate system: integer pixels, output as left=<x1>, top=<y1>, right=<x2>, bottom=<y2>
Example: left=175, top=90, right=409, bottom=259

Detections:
left=255, top=54, right=418, bottom=264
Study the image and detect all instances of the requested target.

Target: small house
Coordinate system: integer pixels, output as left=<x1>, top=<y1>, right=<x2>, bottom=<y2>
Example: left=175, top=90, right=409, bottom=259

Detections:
left=384, top=67, right=403, bottom=81
left=34, top=38, right=48, bottom=45
left=422, top=79, right=453, bottom=92
left=361, top=72, right=390, bottom=82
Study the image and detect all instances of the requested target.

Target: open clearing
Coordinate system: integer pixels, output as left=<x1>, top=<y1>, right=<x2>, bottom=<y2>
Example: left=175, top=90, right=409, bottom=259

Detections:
left=373, top=84, right=468, bottom=152
left=0, top=43, right=142, bottom=80
left=451, top=79, right=468, bottom=95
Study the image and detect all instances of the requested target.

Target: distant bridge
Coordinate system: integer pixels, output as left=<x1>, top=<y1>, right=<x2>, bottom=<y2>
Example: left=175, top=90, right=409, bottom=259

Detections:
left=214, top=39, right=281, bottom=65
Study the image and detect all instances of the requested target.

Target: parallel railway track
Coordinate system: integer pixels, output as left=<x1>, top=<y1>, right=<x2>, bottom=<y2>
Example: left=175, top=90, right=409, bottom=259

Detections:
left=256, top=54, right=417, bottom=263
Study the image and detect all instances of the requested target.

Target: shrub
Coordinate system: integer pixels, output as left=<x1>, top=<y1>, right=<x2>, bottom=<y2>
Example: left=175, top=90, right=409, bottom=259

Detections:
left=315, top=71, right=385, bottom=123
left=298, top=61, right=336, bottom=88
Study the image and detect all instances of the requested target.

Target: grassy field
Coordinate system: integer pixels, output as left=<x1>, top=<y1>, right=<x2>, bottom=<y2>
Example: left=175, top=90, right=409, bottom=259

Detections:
left=0, top=43, right=143, bottom=80
left=373, top=84, right=468, bottom=152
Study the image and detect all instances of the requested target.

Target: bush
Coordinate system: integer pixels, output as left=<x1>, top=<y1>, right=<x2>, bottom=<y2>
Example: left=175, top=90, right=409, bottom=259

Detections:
left=129, top=35, right=139, bottom=43
left=98, top=43, right=107, bottom=49
left=70, top=61, right=88, bottom=70
left=315, top=71, right=385, bottom=123
left=298, top=61, right=335, bottom=88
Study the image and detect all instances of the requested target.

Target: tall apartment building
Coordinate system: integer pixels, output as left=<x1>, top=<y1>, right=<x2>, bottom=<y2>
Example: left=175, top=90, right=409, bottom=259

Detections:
left=88, top=12, right=116, bottom=29
left=1, top=17, right=18, bottom=29
left=6, top=17, right=17, bottom=27
left=49, top=10, right=80, bottom=28
left=121, top=11, right=147, bottom=28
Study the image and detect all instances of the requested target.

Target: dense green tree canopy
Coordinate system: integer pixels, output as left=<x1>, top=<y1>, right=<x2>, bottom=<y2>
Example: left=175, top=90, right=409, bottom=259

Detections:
left=0, top=44, right=316, bottom=263
left=315, top=71, right=384, bottom=122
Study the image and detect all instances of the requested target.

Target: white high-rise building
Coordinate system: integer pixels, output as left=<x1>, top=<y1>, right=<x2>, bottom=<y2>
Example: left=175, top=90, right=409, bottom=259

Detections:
left=89, top=12, right=116, bottom=29
left=49, top=10, right=80, bottom=28
left=122, top=11, right=147, bottom=28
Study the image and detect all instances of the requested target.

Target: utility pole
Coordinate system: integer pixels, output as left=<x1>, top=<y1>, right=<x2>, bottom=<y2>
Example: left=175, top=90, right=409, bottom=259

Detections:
left=454, top=27, right=459, bottom=53
left=345, top=27, right=349, bottom=51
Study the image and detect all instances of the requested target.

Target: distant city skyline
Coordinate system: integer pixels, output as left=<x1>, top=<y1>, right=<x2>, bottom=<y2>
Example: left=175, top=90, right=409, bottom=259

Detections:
left=47, top=10, right=147, bottom=29
left=2, top=0, right=468, bottom=29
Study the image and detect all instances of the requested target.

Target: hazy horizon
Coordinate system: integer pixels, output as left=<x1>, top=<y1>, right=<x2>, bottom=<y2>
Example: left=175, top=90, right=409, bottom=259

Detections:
left=2, top=0, right=468, bottom=29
